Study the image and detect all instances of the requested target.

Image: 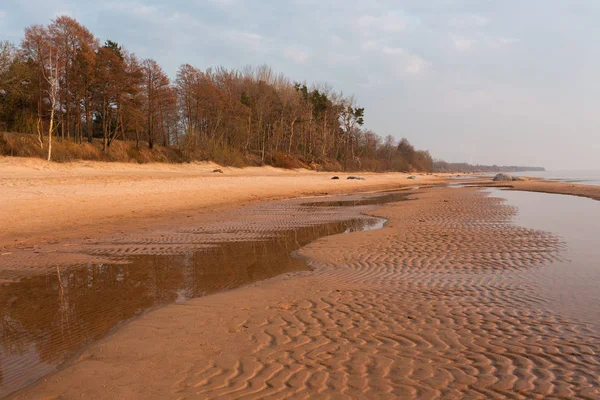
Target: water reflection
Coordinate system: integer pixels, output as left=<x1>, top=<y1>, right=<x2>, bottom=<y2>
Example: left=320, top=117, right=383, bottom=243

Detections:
left=306, top=192, right=413, bottom=207
left=488, top=188, right=600, bottom=329
left=0, top=217, right=384, bottom=397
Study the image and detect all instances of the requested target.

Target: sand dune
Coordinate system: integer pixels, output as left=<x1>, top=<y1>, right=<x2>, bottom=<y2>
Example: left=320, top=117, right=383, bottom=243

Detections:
left=15, top=188, right=599, bottom=399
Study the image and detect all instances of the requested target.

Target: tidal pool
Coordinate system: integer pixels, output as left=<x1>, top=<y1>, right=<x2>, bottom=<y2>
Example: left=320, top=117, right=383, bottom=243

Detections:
left=489, top=188, right=600, bottom=330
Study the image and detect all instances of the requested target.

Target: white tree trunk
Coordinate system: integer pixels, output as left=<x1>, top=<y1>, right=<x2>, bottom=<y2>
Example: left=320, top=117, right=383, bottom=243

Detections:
left=47, top=107, right=54, bottom=161
left=45, top=49, right=59, bottom=161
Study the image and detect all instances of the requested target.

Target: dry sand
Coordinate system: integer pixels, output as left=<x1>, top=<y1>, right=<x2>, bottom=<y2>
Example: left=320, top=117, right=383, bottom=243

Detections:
left=0, top=157, right=444, bottom=249
left=2, top=158, right=600, bottom=399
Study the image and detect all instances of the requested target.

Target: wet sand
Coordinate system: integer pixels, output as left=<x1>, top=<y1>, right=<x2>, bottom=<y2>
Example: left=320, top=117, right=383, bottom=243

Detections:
left=484, top=179, right=600, bottom=201
left=0, top=191, right=407, bottom=396
left=11, top=186, right=600, bottom=399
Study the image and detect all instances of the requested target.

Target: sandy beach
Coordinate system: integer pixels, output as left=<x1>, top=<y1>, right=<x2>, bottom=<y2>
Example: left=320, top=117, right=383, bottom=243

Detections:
left=1, top=159, right=599, bottom=399
left=486, top=179, right=600, bottom=201
left=2, top=1, right=600, bottom=397
left=0, top=157, right=445, bottom=249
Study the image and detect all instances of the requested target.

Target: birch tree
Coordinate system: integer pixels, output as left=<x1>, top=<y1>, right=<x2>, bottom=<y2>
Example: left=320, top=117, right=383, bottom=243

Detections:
left=44, top=47, right=59, bottom=161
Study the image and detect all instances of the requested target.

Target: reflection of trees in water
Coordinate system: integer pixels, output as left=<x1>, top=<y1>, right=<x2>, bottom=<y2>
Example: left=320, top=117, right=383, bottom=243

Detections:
left=0, top=315, right=29, bottom=357
left=56, top=266, right=70, bottom=339
left=0, top=217, right=376, bottom=394
left=0, top=283, right=43, bottom=388
left=0, top=263, right=163, bottom=369
left=0, top=315, right=30, bottom=387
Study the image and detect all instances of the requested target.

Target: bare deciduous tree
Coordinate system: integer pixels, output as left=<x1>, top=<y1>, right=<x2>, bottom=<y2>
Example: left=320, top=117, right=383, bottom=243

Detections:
left=1, top=16, right=434, bottom=172
left=44, top=47, right=59, bottom=161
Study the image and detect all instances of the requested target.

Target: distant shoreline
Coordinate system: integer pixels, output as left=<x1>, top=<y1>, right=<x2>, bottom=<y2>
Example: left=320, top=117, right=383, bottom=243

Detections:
left=511, top=170, right=600, bottom=187
left=481, top=179, right=600, bottom=201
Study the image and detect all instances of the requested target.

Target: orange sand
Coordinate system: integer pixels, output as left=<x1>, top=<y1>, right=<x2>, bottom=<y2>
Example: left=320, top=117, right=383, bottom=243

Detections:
left=0, top=157, right=445, bottom=248
left=489, top=179, right=600, bottom=201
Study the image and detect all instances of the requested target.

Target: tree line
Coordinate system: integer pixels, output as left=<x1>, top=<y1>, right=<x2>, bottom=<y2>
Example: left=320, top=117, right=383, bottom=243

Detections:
left=0, top=16, right=433, bottom=171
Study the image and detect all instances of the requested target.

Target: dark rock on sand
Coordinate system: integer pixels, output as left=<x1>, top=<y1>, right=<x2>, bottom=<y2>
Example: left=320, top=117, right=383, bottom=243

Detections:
left=213, top=169, right=224, bottom=174
left=493, top=173, right=524, bottom=182
left=331, top=176, right=340, bottom=180
left=347, top=176, right=366, bottom=181
left=407, top=176, right=417, bottom=180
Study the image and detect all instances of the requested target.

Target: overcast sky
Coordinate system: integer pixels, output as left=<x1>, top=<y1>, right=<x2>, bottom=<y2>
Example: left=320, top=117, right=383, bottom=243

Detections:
left=1, top=0, right=599, bottom=169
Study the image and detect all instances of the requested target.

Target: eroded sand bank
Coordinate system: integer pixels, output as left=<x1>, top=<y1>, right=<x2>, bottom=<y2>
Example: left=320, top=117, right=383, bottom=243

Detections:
left=13, top=186, right=600, bottom=399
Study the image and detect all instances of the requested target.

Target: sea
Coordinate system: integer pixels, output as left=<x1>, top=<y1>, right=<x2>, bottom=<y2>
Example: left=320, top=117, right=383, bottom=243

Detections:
left=511, top=170, right=600, bottom=186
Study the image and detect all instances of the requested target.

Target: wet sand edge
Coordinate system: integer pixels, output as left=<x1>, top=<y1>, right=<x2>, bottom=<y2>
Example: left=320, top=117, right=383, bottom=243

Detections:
left=478, top=179, right=600, bottom=201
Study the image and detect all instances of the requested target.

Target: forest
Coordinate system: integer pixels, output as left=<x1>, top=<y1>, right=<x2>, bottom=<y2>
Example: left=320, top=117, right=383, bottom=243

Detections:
left=0, top=16, right=433, bottom=171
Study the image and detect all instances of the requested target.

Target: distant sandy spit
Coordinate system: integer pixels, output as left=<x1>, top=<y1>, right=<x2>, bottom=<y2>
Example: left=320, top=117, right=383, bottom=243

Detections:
left=0, top=157, right=447, bottom=248
left=485, top=179, right=600, bottom=201
left=15, top=187, right=599, bottom=399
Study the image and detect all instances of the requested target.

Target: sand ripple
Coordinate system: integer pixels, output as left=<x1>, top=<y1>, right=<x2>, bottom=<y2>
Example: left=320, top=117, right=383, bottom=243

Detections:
left=15, top=188, right=600, bottom=399
left=177, top=189, right=598, bottom=399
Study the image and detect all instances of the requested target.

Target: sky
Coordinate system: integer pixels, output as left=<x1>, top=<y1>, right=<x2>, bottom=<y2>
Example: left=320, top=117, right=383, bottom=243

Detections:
left=1, top=0, right=599, bottom=170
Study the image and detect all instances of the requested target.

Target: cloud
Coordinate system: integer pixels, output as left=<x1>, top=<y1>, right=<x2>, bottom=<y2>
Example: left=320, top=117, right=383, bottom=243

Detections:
left=451, top=34, right=518, bottom=51
left=53, top=10, right=72, bottom=18
left=453, top=37, right=475, bottom=50
left=382, top=46, right=405, bottom=55
left=206, top=0, right=237, bottom=7
left=495, top=37, right=519, bottom=46
left=328, top=35, right=344, bottom=47
left=283, top=46, right=309, bottom=63
left=380, top=46, right=429, bottom=74
left=326, top=51, right=359, bottom=67
left=360, top=39, right=383, bottom=51
left=404, top=53, right=429, bottom=74
left=357, top=38, right=430, bottom=75
left=224, top=31, right=264, bottom=52
left=358, top=11, right=408, bottom=33
left=358, top=74, right=383, bottom=88
left=103, top=2, right=162, bottom=22
left=450, top=14, right=490, bottom=28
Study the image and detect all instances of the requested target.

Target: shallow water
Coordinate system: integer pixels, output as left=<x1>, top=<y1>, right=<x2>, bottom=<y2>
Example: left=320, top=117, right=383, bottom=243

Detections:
left=489, top=188, right=600, bottom=329
left=0, top=191, right=404, bottom=398
left=512, top=170, right=600, bottom=186
left=306, top=191, right=414, bottom=207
